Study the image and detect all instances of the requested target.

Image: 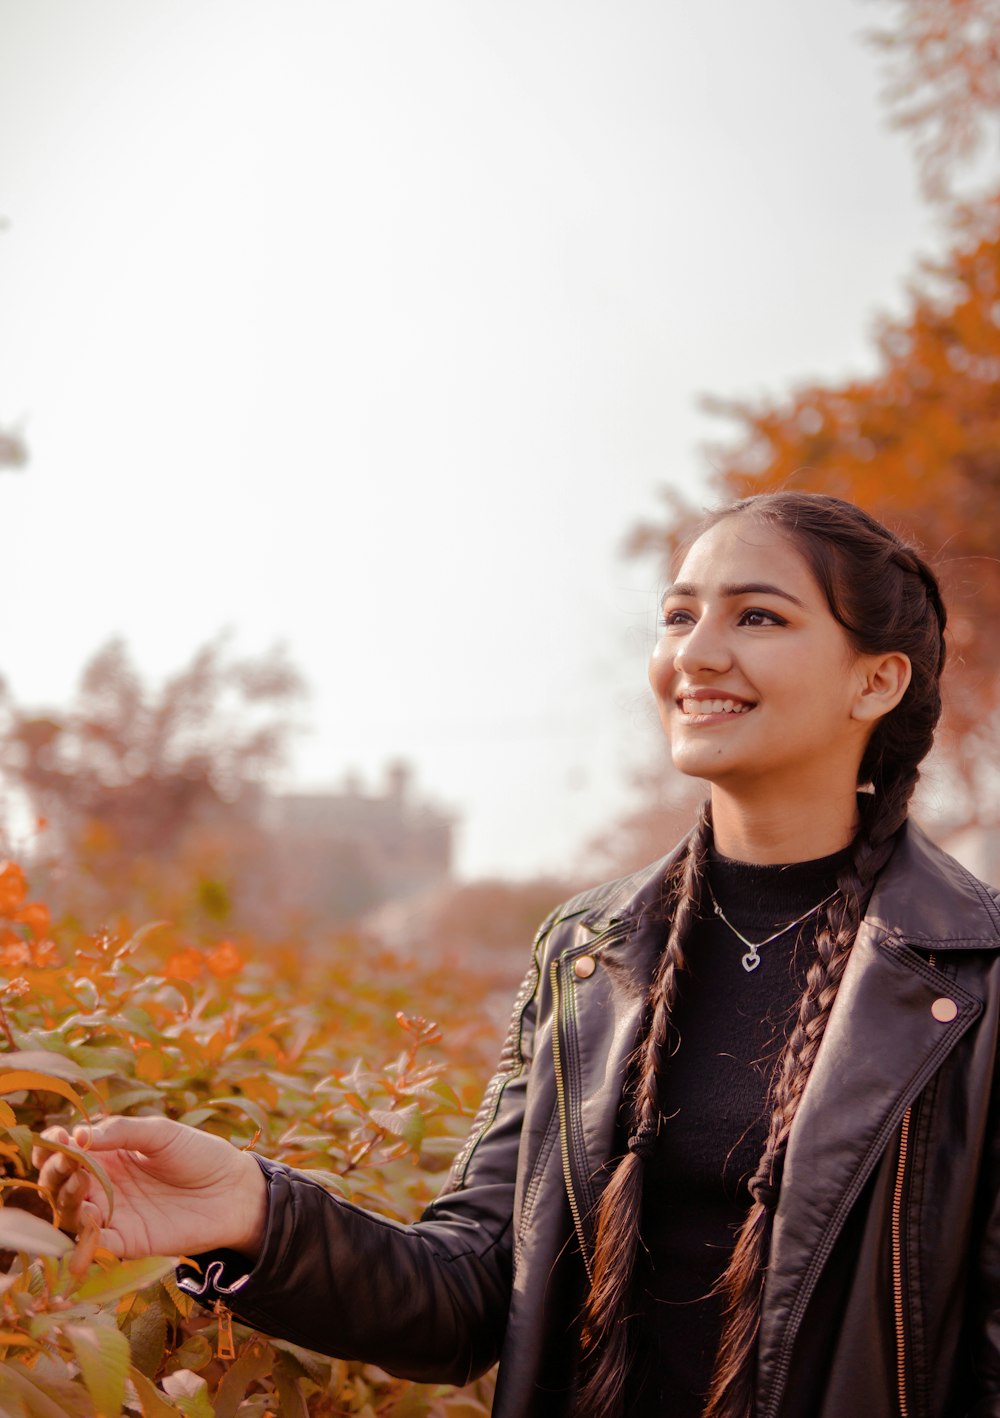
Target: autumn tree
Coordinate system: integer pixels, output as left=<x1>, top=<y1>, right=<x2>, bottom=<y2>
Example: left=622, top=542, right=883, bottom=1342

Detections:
left=0, top=635, right=307, bottom=927
left=867, top=0, right=1000, bottom=203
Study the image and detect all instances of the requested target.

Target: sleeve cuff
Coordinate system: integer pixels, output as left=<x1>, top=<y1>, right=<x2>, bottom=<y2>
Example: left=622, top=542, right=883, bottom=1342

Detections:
left=175, top=1152, right=284, bottom=1304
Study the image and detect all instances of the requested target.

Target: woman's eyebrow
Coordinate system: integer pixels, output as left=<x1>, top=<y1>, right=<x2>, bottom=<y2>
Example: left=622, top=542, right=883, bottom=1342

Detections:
left=662, top=580, right=807, bottom=608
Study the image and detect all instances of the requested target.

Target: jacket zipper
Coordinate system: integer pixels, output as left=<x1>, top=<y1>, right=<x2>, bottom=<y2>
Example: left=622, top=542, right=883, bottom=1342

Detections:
left=550, top=957, right=594, bottom=1284
left=891, top=950, right=935, bottom=1418
left=214, top=1299, right=236, bottom=1360
left=891, top=1106, right=912, bottom=1418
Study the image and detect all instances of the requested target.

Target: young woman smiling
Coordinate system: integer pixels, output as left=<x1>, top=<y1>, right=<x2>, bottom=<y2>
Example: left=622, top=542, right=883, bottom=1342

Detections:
left=37, top=493, right=1000, bottom=1418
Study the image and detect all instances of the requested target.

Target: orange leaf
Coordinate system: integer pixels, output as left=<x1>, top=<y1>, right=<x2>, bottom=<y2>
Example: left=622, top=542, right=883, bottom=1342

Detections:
left=0, top=1069, right=90, bottom=1119
left=206, top=940, right=243, bottom=977
left=0, top=863, right=27, bottom=918
left=31, top=939, right=60, bottom=969
left=13, top=903, right=49, bottom=939
left=135, top=1050, right=167, bottom=1084
left=165, top=948, right=204, bottom=982
left=0, top=939, right=31, bottom=971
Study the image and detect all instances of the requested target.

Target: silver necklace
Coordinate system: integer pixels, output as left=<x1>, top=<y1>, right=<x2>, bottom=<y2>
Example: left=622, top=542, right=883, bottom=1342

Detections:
left=705, top=881, right=839, bottom=974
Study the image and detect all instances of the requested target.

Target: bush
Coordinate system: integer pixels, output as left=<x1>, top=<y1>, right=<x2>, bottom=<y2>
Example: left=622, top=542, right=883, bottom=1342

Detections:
left=0, top=860, right=507, bottom=1417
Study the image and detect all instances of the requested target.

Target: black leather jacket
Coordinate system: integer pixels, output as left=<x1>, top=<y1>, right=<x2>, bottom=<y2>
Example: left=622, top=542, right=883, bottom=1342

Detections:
left=179, top=822, right=1000, bottom=1417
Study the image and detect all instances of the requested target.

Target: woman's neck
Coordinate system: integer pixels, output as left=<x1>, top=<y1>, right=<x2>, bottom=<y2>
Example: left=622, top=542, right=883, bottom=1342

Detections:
left=709, top=787, right=859, bottom=865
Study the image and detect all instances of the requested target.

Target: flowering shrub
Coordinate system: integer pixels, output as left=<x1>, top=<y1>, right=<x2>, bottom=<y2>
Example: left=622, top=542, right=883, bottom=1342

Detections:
left=0, top=860, right=510, bottom=1416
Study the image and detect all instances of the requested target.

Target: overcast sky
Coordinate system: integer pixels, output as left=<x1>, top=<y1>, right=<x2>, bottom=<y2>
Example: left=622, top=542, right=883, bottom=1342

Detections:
left=0, top=1, right=948, bottom=878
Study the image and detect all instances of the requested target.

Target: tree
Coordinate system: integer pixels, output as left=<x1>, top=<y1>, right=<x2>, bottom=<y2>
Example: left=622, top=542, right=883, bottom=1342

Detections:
left=867, top=0, right=1000, bottom=202
left=0, top=635, right=307, bottom=925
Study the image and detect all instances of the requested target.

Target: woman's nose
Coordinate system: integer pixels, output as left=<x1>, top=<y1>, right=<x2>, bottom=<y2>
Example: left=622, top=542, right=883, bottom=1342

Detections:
left=672, top=617, right=732, bottom=675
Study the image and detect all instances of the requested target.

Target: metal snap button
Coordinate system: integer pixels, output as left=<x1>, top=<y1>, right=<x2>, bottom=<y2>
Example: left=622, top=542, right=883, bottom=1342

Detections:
left=574, top=955, right=597, bottom=979
left=931, top=997, right=958, bottom=1023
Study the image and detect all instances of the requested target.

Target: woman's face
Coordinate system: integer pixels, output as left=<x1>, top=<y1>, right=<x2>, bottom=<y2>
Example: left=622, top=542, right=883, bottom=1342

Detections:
left=648, top=515, right=876, bottom=799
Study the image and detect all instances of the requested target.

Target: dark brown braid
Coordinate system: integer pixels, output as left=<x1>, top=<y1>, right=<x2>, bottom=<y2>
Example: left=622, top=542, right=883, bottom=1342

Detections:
left=573, top=799, right=712, bottom=1417
left=575, top=492, right=947, bottom=1418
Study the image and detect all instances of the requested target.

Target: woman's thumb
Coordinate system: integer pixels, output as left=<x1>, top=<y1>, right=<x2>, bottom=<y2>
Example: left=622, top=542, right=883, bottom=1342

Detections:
left=74, top=1115, right=176, bottom=1154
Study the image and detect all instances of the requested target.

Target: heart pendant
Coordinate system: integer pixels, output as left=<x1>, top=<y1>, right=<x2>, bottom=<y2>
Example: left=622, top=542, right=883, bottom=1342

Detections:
left=741, top=950, right=761, bottom=973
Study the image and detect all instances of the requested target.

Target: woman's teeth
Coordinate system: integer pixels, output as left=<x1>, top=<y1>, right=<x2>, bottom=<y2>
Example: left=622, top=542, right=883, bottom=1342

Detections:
left=681, top=698, right=752, bottom=715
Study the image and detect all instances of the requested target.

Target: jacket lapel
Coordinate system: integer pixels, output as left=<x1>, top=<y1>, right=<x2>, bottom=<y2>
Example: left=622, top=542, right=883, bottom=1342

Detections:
left=549, top=847, right=679, bottom=1256
left=756, top=823, right=998, bottom=1413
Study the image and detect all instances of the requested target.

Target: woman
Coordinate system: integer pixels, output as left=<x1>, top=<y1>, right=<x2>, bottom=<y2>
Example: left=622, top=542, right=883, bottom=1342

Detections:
left=37, top=492, right=1000, bottom=1418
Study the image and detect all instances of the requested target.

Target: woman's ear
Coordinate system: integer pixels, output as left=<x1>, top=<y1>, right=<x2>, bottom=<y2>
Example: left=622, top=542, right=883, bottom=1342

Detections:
left=851, top=651, right=912, bottom=725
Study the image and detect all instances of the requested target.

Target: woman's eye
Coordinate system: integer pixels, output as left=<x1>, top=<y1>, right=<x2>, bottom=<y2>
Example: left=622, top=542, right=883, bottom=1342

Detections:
left=739, top=607, right=785, bottom=627
left=660, top=608, right=695, bottom=628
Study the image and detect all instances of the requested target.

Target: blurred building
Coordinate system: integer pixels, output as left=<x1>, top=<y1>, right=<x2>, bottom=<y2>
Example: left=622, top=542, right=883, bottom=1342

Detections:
left=265, top=760, right=455, bottom=923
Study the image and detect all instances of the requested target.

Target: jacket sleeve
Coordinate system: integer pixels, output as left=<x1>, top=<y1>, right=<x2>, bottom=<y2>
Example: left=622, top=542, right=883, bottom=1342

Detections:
left=176, top=913, right=555, bottom=1386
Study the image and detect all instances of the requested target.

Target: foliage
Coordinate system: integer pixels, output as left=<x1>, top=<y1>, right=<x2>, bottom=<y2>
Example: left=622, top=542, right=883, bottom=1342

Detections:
left=866, top=0, right=1000, bottom=202
left=628, top=193, right=1000, bottom=823
left=0, top=858, right=511, bottom=1416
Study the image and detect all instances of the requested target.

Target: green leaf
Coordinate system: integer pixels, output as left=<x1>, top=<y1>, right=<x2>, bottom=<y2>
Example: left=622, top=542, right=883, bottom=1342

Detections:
left=295, top=1167, right=349, bottom=1195
left=101, top=1086, right=164, bottom=1113
left=66, top=1044, right=136, bottom=1075
left=72, top=1255, right=177, bottom=1306
left=66, top=1320, right=130, bottom=1418
left=0, top=1360, right=88, bottom=1417
left=121, top=921, right=173, bottom=956
left=0, top=1051, right=90, bottom=1082
left=159, top=1273, right=195, bottom=1321
left=204, top=1096, right=270, bottom=1134
left=368, top=1104, right=425, bottom=1148
left=273, top=1355, right=310, bottom=1418
left=163, top=1333, right=212, bottom=1375
left=0, top=1208, right=72, bottom=1257
left=212, top=1339, right=273, bottom=1418
left=127, top=1364, right=180, bottom=1417
left=127, top=1299, right=167, bottom=1379
left=176, top=1108, right=215, bottom=1128
left=160, top=1369, right=213, bottom=1418
left=116, top=1007, right=161, bottom=1044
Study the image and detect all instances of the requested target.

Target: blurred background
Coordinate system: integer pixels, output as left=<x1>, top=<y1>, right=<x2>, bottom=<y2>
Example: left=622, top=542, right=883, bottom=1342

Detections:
left=0, top=0, right=998, bottom=956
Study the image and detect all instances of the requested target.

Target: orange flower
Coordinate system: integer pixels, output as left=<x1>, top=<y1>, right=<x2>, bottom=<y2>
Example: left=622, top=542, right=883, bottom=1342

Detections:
left=31, top=939, right=61, bottom=969
left=14, top=902, right=50, bottom=939
left=206, top=940, right=243, bottom=978
left=164, top=947, right=204, bottom=982
left=0, top=863, right=28, bottom=918
left=0, top=939, right=32, bottom=971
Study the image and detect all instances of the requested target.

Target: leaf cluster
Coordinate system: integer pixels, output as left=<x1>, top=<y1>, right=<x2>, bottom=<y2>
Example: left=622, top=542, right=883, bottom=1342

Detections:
left=0, top=860, right=503, bottom=1417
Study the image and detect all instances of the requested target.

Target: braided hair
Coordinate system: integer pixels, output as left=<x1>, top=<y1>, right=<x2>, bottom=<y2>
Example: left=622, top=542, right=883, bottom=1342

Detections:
left=574, top=492, right=948, bottom=1418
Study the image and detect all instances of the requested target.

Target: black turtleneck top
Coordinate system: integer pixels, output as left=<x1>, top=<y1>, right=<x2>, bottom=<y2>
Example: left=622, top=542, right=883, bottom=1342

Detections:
left=626, top=844, right=851, bottom=1416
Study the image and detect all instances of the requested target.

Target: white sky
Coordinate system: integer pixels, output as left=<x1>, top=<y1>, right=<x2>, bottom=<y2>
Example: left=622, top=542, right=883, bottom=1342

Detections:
left=0, top=0, right=948, bottom=878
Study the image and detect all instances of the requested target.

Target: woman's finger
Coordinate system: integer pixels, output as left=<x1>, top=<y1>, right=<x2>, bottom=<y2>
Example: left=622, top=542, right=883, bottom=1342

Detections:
left=31, top=1125, right=71, bottom=1171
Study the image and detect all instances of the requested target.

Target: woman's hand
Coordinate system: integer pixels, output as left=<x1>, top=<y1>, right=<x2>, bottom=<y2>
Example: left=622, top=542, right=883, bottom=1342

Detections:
left=32, top=1116, right=269, bottom=1262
